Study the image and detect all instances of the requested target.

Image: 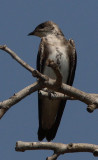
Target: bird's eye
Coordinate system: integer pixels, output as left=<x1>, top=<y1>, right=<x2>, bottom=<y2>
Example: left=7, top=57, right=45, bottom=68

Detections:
left=39, top=23, right=45, bottom=29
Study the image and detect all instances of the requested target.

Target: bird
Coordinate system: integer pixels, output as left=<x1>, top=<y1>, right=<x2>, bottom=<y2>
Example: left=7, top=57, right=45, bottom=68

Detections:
left=28, top=21, right=77, bottom=141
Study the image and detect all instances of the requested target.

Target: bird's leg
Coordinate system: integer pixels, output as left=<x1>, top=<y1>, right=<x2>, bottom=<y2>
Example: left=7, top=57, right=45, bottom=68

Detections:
left=47, top=89, right=58, bottom=100
left=42, top=88, right=57, bottom=100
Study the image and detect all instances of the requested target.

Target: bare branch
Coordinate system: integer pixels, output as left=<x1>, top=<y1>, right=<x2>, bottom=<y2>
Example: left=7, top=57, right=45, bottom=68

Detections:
left=39, top=90, right=98, bottom=111
left=0, top=44, right=98, bottom=121
left=39, top=90, right=75, bottom=100
left=46, top=59, right=62, bottom=86
left=0, top=45, right=34, bottom=73
left=47, top=153, right=59, bottom=160
left=44, top=79, right=98, bottom=111
left=0, top=44, right=98, bottom=159
left=15, top=141, right=98, bottom=159
left=0, top=45, right=48, bottom=81
left=0, top=82, right=42, bottom=119
left=87, top=104, right=97, bottom=113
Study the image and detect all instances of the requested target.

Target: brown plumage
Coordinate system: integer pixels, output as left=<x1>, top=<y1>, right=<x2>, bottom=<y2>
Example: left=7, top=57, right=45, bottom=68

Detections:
left=28, top=21, right=77, bottom=141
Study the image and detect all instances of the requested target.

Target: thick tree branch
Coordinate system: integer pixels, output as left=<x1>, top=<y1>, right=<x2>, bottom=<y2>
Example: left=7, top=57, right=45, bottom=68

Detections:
left=15, top=141, right=98, bottom=160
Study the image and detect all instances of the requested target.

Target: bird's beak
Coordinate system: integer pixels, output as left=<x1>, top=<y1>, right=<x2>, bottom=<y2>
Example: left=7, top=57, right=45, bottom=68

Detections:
left=28, top=29, right=41, bottom=37
left=28, top=30, right=35, bottom=36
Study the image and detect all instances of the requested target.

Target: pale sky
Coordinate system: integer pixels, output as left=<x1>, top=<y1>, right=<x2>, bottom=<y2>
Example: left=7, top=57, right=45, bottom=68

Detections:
left=0, top=0, right=98, bottom=160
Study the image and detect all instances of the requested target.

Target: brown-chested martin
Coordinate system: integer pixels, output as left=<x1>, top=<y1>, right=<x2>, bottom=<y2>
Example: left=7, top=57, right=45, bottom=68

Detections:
left=28, top=21, right=77, bottom=141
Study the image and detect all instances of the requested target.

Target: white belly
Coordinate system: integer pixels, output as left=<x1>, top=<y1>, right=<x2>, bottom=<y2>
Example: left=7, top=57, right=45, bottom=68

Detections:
left=44, top=46, right=69, bottom=83
left=41, top=45, right=69, bottom=129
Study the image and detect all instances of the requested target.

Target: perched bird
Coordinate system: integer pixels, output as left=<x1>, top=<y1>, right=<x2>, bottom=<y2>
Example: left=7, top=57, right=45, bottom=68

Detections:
left=28, top=21, right=77, bottom=141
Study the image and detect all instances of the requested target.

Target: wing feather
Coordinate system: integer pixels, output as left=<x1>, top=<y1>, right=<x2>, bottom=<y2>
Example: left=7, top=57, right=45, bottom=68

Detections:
left=37, top=38, right=77, bottom=141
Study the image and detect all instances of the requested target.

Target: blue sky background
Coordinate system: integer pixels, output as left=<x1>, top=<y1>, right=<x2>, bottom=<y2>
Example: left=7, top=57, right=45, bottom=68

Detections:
left=0, top=0, right=98, bottom=160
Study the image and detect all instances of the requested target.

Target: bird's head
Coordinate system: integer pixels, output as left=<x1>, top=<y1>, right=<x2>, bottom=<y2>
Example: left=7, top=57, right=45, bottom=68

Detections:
left=28, top=21, right=64, bottom=38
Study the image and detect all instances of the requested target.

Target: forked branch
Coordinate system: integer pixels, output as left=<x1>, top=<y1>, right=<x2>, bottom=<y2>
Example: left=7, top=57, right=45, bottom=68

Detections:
left=0, top=44, right=98, bottom=159
left=15, top=141, right=98, bottom=160
left=0, top=45, right=98, bottom=120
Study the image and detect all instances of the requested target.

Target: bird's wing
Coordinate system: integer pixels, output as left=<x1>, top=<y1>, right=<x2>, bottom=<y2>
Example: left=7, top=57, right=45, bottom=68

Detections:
left=67, top=39, right=77, bottom=85
left=37, top=39, right=62, bottom=141
left=37, top=38, right=50, bottom=140
left=37, top=38, right=77, bottom=141
left=44, top=39, right=77, bottom=141
left=37, top=38, right=48, bottom=73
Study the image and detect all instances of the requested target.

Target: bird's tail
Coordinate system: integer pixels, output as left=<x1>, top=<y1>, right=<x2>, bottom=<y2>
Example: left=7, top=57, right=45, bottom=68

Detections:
left=38, top=100, right=66, bottom=141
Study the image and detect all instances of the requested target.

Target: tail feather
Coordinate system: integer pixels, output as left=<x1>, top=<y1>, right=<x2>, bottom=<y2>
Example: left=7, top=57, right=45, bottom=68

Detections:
left=38, top=127, right=55, bottom=142
left=38, top=127, right=46, bottom=141
left=38, top=100, right=66, bottom=141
